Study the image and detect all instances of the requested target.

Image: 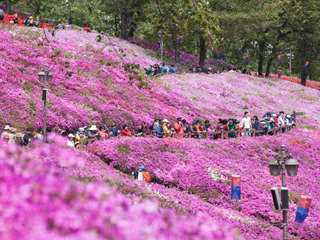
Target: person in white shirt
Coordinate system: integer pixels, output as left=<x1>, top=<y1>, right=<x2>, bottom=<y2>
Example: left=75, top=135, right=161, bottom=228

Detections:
left=67, top=134, right=75, bottom=148
left=278, top=111, right=286, bottom=132
left=241, top=111, right=252, bottom=136
left=286, top=115, right=293, bottom=131
left=1, top=125, right=10, bottom=139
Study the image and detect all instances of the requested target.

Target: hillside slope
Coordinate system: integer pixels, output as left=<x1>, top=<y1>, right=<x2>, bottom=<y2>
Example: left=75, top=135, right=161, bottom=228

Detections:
left=1, top=25, right=320, bottom=239
left=1, top=25, right=319, bottom=131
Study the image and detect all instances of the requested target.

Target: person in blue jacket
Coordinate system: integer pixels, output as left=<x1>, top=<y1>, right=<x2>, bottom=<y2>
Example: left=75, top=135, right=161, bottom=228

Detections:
left=161, top=63, right=167, bottom=73
left=169, top=65, right=176, bottom=73
left=156, top=121, right=164, bottom=138
left=109, top=123, right=118, bottom=137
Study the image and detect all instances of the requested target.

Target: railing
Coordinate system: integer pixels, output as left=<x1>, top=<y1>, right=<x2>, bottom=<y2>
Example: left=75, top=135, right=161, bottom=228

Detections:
left=81, top=124, right=294, bottom=144
left=150, top=125, right=294, bottom=139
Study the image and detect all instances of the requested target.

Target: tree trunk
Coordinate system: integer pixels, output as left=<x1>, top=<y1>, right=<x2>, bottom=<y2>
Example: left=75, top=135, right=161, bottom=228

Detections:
left=301, top=70, right=307, bottom=86
left=128, top=22, right=137, bottom=38
left=4, top=0, right=11, bottom=14
left=274, top=61, right=279, bottom=74
left=120, top=11, right=130, bottom=39
left=199, top=35, right=206, bottom=68
left=175, top=42, right=180, bottom=62
left=265, top=57, right=274, bottom=78
left=258, top=58, right=264, bottom=76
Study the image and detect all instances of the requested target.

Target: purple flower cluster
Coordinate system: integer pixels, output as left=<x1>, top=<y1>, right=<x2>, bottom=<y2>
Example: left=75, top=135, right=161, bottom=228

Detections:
left=0, top=26, right=207, bottom=130
left=0, top=138, right=236, bottom=239
left=89, top=128, right=320, bottom=239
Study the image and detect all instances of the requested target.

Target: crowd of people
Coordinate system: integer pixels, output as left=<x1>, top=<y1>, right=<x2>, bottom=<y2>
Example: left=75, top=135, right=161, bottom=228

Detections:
left=0, top=8, right=70, bottom=30
left=153, top=111, right=295, bottom=139
left=144, top=63, right=176, bottom=77
left=1, top=111, right=296, bottom=148
left=144, top=62, right=249, bottom=76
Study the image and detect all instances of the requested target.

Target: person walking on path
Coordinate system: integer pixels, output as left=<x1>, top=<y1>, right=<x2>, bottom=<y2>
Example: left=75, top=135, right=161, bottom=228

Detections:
left=174, top=117, right=184, bottom=138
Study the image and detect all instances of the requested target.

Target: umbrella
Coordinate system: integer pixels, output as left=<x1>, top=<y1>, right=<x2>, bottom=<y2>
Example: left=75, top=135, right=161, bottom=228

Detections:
left=262, top=112, right=276, bottom=118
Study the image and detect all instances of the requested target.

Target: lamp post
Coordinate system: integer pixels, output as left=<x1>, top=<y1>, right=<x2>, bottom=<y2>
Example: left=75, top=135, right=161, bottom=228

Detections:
left=38, top=65, right=53, bottom=141
left=158, top=30, right=165, bottom=66
left=268, top=145, right=299, bottom=240
left=286, top=51, right=294, bottom=80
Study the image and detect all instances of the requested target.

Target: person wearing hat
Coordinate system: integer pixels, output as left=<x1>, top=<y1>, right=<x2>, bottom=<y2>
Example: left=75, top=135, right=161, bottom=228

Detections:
left=162, top=119, right=171, bottom=137
left=8, top=127, right=17, bottom=144
left=194, top=65, right=201, bottom=73
left=137, top=166, right=151, bottom=183
left=156, top=121, right=164, bottom=138
left=286, top=115, right=293, bottom=130
left=1, top=125, right=11, bottom=139
left=67, top=134, right=75, bottom=148
left=14, top=132, right=24, bottom=146
left=174, top=117, right=184, bottom=138
left=271, top=114, right=279, bottom=127
left=110, top=123, right=118, bottom=137
left=75, top=128, right=87, bottom=148
left=87, top=125, right=98, bottom=144
left=121, top=125, right=132, bottom=137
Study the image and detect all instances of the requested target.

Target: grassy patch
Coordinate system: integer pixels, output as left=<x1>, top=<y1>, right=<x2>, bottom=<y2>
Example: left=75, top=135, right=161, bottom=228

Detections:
left=117, top=144, right=131, bottom=154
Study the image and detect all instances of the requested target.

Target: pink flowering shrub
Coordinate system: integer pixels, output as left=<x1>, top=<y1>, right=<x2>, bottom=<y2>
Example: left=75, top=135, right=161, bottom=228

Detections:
left=89, top=129, right=320, bottom=239
left=0, top=26, right=319, bottom=131
left=127, top=38, right=237, bottom=72
left=0, top=139, right=237, bottom=240
left=0, top=26, right=205, bottom=129
left=160, top=73, right=320, bottom=128
left=1, top=25, right=320, bottom=240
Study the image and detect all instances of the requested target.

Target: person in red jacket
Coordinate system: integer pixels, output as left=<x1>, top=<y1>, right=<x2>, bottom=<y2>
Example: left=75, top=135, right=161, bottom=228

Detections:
left=174, top=117, right=184, bottom=138
left=98, top=125, right=109, bottom=139
left=8, top=15, right=14, bottom=24
left=138, top=166, right=151, bottom=183
left=121, top=125, right=132, bottom=137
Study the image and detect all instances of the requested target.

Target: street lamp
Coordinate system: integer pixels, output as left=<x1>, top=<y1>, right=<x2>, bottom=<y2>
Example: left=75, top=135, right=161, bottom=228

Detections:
left=268, top=145, right=299, bottom=240
left=285, top=154, right=299, bottom=177
left=38, top=65, right=53, bottom=141
left=158, top=30, right=165, bottom=66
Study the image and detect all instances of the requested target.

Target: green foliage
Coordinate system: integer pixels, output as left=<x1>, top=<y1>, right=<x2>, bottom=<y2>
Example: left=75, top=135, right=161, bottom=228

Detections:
left=124, top=63, right=150, bottom=89
left=8, top=0, right=320, bottom=80
left=117, top=144, right=131, bottom=154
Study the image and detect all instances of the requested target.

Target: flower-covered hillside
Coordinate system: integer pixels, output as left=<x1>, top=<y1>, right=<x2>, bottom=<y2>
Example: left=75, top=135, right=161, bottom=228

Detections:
left=128, top=38, right=237, bottom=72
left=89, top=128, right=320, bottom=239
left=160, top=73, right=320, bottom=128
left=1, top=25, right=319, bottom=131
left=0, top=26, right=206, bottom=129
left=0, top=138, right=237, bottom=240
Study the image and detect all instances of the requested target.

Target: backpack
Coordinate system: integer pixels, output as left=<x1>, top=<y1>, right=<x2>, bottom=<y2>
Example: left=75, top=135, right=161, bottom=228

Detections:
left=142, top=172, right=151, bottom=183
